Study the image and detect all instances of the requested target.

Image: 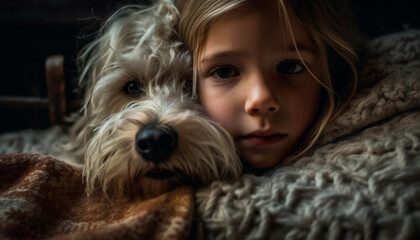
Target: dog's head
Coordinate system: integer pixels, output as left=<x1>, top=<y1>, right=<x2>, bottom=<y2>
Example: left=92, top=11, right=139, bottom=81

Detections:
left=69, top=0, right=241, bottom=200
left=69, top=0, right=189, bottom=160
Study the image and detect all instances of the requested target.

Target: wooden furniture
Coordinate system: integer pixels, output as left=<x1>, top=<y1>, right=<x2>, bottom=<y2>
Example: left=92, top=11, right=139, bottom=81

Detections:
left=0, top=55, right=81, bottom=127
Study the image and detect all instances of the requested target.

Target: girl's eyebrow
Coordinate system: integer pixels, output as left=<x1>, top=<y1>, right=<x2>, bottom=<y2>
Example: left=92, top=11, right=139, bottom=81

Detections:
left=200, top=51, right=247, bottom=64
left=287, top=43, right=316, bottom=55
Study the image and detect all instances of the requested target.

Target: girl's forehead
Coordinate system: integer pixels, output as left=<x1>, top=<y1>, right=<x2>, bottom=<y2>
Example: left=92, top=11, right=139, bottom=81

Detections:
left=203, top=6, right=313, bottom=53
left=211, top=3, right=307, bottom=37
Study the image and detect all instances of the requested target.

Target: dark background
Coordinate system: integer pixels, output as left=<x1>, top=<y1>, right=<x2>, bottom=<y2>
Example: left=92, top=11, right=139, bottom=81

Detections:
left=0, top=0, right=419, bottom=133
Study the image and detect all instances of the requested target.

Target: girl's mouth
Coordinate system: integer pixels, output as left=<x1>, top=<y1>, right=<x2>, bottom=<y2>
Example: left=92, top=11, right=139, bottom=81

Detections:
left=238, top=130, right=286, bottom=145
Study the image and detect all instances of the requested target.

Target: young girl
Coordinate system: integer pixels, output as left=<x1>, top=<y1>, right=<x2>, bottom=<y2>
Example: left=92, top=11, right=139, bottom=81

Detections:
left=176, top=0, right=362, bottom=172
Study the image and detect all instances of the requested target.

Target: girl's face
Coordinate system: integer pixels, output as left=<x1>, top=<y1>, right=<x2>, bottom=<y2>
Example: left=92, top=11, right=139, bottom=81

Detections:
left=197, top=7, right=322, bottom=169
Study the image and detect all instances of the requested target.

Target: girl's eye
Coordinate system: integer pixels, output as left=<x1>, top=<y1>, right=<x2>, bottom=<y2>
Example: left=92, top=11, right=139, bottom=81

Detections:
left=124, top=80, right=143, bottom=98
left=277, top=61, right=305, bottom=74
left=211, top=67, right=239, bottom=79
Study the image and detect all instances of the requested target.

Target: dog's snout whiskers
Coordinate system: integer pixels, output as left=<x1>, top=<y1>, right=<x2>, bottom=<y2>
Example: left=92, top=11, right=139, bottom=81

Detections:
left=135, top=124, right=178, bottom=164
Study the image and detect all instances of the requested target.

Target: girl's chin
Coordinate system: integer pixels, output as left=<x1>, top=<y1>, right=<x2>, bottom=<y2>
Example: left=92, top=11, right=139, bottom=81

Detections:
left=237, top=141, right=292, bottom=170
left=240, top=151, right=286, bottom=170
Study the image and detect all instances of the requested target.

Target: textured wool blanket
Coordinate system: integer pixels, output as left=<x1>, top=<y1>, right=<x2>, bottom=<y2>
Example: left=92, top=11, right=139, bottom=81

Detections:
left=0, top=154, right=194, bottom=240
left=194, top=30, right=420, bottom=240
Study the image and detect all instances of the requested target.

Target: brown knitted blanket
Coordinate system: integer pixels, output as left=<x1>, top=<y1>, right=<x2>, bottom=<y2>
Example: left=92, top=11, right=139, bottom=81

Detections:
left=0, top=153, right=194, bottom=240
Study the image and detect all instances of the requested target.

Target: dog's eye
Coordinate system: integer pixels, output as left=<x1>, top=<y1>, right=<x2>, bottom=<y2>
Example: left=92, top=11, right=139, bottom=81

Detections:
left=124, top=80, right=143, bottom=98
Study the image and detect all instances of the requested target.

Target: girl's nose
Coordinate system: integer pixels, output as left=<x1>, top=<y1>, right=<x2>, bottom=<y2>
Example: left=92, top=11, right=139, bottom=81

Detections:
left=244, top=74, right=280, bottom=115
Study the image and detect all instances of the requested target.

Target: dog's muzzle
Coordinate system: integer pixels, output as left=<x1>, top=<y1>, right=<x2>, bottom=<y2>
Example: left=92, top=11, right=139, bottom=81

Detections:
left=135, top=124, right=178, bottom=164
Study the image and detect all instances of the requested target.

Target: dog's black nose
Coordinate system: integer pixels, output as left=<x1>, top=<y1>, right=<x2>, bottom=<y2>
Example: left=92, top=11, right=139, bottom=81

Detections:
left=135, top=124, right=178, bottom=164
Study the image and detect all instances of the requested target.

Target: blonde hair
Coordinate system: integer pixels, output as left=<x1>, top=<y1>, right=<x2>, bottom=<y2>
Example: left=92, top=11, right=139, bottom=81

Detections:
left=176, top=0, right=362, bottom=164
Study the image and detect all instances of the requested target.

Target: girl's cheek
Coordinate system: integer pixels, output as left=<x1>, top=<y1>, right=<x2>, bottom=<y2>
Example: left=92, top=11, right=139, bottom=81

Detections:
left=201, top=94, right=227, bottom=121
left=200, top=91, right=238, bottom=134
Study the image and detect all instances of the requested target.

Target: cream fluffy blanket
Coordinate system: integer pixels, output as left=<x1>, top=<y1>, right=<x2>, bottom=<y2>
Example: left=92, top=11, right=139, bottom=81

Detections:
left=194, top=31, right=420, bottom=240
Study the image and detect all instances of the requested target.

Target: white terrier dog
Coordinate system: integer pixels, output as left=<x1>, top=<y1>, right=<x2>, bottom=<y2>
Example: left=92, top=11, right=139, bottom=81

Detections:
left=0, top=0, right=241, bottom=199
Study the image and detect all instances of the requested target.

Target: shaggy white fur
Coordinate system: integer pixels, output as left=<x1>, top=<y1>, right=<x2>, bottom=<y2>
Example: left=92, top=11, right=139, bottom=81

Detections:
left=194, top=30, right=420, bottom=240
